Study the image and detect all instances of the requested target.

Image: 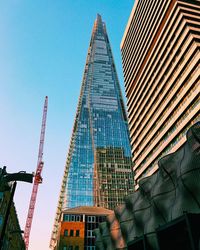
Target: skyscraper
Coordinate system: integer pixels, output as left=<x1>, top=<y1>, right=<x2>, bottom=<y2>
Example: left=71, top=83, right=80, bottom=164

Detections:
left=121, top=0, right=200, bottom=188
left=50, top=14, right=134, bottom=248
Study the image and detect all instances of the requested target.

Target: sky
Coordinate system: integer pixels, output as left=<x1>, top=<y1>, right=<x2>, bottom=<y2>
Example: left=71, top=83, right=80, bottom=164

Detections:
left=0, top=1, right=134, bottom=249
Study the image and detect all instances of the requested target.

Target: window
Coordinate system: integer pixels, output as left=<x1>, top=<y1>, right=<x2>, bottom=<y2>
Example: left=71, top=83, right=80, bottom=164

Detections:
left=0, top=216, right=3, bottom=227
left=0, top=192, right=3, bottom=207
left=68, top=246, right=73, bottom=250
left=76, top=230, right=80, bottom=237
left=63, top=214, right=69, bottom=221
left=63, top=247, right=67, bottom=250
left=64, top=229, right=68, bottom=237
left=87, top=230, right=94, bottom=238
left=75, top=246, right=79, bottom=250
left=70, top=230, right=74, bottom=237
left=87, top=216, right=96, bottom=223
left=76, top=215, right=81, bottom=221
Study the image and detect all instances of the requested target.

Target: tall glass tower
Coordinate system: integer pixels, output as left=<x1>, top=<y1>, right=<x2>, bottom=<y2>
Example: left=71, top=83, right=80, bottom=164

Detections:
left=50, top=14, right=134, bottom=248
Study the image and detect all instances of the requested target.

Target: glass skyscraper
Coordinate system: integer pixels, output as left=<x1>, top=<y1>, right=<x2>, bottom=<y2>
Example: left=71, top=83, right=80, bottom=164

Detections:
left=50, top=14, right=134, bottom=248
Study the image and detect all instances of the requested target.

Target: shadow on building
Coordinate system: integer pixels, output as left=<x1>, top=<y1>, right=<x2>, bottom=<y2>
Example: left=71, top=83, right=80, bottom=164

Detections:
left=95, top=122, right=200, bottom=250
left=0, top=186, right=25, bottom=250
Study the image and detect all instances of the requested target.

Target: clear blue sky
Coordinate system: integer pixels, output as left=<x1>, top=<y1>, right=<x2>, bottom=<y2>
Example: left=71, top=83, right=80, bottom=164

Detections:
left=0, top=1, right=134, bottom=249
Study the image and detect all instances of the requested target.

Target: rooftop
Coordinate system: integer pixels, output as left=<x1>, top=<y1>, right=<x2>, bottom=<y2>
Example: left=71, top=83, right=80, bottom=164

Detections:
left=62, top=206, right=113, bottom=216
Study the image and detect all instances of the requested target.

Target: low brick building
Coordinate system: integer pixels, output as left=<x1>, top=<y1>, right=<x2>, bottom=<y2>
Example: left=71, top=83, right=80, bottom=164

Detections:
left=56, top=206, right=112, bottom=250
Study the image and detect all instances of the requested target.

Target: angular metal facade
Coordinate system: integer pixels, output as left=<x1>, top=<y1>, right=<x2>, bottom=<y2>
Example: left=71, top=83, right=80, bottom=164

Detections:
left=50, top=14, right=134, bottom=249
left=95, top=122, right=200, bottom=249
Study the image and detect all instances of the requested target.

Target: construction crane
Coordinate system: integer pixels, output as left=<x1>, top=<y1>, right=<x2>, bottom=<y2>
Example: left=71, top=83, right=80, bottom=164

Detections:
left=24, top=96, right=48, bottom=249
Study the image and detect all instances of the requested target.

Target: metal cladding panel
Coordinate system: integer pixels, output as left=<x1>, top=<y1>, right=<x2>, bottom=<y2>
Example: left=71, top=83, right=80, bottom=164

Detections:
left=93, top=228, right=104, bottom=250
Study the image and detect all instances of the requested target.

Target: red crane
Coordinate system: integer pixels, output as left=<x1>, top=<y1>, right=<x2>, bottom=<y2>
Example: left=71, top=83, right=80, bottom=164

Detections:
left=24, top=96, right=48, bottom=249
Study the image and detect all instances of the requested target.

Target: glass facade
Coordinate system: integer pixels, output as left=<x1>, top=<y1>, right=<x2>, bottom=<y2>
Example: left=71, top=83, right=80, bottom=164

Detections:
left=64, top=14, right=133, bottom=209
left=63, top=14, right=134, bottom=210
left=50, top=14, right=134, bottom=249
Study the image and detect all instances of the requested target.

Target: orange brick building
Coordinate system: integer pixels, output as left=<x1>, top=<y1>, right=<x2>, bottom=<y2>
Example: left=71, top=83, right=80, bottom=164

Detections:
left=56, top=206, right=112, bottom=250
left=59, top=221, right=85, bottom=250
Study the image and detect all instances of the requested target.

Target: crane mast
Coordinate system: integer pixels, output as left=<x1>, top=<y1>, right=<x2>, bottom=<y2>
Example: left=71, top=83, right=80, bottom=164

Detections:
left=24, top=96, right=48, bottom=249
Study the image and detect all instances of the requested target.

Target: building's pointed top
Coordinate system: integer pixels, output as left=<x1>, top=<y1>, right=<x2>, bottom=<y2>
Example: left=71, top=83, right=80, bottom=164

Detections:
left=96, top=13, right=103, bottom=26
left=97, top=13, right=102, bottom=21
left=92, top=13, right=105, bottom=36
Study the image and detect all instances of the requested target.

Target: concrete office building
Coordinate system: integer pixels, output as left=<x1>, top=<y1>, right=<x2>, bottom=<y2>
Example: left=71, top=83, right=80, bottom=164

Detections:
left=121, top=0, right=200, bottom=187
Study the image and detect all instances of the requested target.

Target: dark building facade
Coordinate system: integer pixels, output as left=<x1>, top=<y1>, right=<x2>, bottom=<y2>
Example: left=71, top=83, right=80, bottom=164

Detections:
left=0, top=187, right=25, bottom=250
left=50, top=14, right=134, bottom=248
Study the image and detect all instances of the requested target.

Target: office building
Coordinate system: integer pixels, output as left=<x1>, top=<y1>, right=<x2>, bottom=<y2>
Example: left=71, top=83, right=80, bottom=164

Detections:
left=121, top=0, right=200, bottom=187
left=50, top=14, right=134, bottom=249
